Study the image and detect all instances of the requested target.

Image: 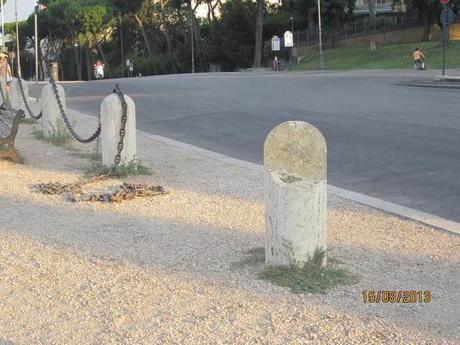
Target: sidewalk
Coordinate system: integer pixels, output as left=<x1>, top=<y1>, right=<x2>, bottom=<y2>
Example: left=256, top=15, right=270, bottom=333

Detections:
left=0, top=106, right=459, bottom=344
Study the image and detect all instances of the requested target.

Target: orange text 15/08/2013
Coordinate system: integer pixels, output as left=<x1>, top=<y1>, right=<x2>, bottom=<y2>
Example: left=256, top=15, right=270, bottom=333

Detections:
left=362, top=290, right=431, bottom=303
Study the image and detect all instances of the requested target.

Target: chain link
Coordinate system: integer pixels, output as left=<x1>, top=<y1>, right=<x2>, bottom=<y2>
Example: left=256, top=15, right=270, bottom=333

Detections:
left=112, top=84, right=128, bottom=169
left=17, top=77, right=43, bottom=120
left=49, top=76, right=101, bottom=143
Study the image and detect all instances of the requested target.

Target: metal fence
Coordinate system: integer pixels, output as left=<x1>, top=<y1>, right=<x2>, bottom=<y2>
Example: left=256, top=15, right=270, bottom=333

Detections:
left=289, top=16, right=421, bottom=48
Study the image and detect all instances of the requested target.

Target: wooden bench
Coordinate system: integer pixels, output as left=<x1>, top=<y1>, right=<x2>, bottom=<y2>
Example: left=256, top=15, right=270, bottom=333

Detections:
left=0, top=104, right=24, bottom=163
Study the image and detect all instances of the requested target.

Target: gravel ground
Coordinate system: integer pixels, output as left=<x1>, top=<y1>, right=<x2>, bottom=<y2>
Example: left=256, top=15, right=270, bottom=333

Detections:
left=0, top=108, right=459, bottom=344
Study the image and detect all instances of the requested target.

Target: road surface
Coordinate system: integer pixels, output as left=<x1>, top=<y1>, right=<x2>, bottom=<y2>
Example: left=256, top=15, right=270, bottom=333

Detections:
left=29, top=70, right=460, bottom=222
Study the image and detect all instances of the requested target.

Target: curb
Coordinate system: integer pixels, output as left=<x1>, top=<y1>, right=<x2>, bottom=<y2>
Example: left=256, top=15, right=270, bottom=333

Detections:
left=142, top=132, right=460, bottom=236
left=397, top=82, right=460, bottom=90
left=433, top=75, right=460, bottom=82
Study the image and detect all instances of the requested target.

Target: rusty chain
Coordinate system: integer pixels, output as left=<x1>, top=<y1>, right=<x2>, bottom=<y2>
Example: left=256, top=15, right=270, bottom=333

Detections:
left=31, top=176, right=166, bottom=203
left=17, top=77, right=43, bottom=120
left=111, top=83, right=128, bottom=170
left=50, top=76, right=101, bottom=143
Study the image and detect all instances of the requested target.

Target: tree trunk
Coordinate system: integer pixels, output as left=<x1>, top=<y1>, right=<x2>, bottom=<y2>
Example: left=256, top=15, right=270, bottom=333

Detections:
left=253, top=0, right=264, bottom=68
left=207, top=2, right=212, bottom=22
left=160, top=1, right=178, bottom=73
left=422, top=11, right=432, bottom=41
left=85, top=46, right=92, bottom=81
left=95, top=38, right=111, bottom=77
left=134, top=14, right=153, bottom=57
left=368, top=0, right=376, bottom=26
left=211, top=2, right=217, bottom=21
left=72, top=44, right=82, bottom=80
left=57, top=54, right=65, bottom=81
left=188, top=1, right=205, bottom=72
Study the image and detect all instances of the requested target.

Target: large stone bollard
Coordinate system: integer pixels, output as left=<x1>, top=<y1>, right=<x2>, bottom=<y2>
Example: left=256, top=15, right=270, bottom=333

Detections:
left=41, top=83, right=71, bottom=138
left=264, top=121, right=327, bottom=267
left=10, top=78, right=27, bottom=113
left=100, top=94, right=137, bottom=167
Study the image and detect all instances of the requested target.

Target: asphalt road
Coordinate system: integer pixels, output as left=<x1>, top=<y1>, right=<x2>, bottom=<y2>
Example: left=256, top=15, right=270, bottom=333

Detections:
left=29, top=70, right=460, bottom=222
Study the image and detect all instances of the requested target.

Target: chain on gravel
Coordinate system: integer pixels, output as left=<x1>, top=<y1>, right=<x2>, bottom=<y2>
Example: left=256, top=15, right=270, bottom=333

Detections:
left=30, top=82, right=142, bottom=202
left=31, top=176, right=166, bottom=203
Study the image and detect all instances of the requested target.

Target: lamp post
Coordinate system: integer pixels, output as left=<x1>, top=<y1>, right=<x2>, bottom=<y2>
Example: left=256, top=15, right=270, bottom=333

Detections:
left=290, top=16, right=293, bottom=64
left=120, top=17, right=124, bottom=78
left=190, top=1, right=195, bottom=73
left=317, top=0, right=324, bottom=70
left=15, top=0, right=22, bottom=78
left=1, top=0, right=5, bottom=51
left=34, top=6, right=38, bottom=84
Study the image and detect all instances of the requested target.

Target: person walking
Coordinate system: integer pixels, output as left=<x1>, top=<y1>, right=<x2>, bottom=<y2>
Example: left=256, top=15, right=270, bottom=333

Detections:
left=0, top=52, right=13, bottom=104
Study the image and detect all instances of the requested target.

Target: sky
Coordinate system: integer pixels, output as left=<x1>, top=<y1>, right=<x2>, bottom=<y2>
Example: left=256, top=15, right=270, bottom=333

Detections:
left=2, top=0, right=37, bottom=23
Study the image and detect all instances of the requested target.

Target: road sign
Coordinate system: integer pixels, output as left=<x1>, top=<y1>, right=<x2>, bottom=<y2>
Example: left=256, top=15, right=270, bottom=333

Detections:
left=271, top=36, right=280, bottom=51
left=284, top=31, right=293, bottom=48
left=439, top=0, right=449, bottom=5
left=440, top=7, right=454, bottom=26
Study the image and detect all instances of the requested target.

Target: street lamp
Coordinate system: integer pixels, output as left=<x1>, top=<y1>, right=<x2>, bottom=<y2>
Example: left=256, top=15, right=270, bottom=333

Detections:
left=1, top=0, right=5, bottom=51
left=15, top=0, right=21, bottom=78
left=317, top=0, right=324, bottom=70
left=290, top=16, right=293, bottom=64
left=190, top=2, right=195, bottom=73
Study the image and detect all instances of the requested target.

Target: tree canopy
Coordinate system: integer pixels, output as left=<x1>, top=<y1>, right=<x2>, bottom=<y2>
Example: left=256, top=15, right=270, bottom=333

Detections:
left=6, top=0, right=452, bottom=80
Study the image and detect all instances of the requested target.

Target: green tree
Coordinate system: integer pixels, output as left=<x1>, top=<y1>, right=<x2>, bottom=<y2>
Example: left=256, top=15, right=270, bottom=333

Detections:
left=398, top=0, right=459, bottom=40
left=64, top=0, right=114, bottom=78
left=253, top=0, right=264, bottom=68
left=218, top=0, right=256, bottom=70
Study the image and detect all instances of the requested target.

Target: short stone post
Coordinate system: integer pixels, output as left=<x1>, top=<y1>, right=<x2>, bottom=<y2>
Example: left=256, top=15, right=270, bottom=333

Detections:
left=41, top=83, right=71, bottom=138
left=100, top=94, right=137, bottom=167
left=264, top=121, right=327, bottom=267
left=10, top=78, right=27, bottom=113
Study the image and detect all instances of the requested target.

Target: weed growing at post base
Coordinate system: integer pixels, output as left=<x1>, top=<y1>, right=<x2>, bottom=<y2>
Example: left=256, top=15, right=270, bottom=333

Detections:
left=32, top=128, right=72, bottom=147
left=258, top=248, right=356, bottom=294
left=84, top=160, right=152, bottom=178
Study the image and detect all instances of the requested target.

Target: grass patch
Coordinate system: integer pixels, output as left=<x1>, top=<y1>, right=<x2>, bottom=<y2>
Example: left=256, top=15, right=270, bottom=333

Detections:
left=69, top=151, right=101, bottom=162
left=293, top=40, right=460, bottom=71
left=32, top=129, right=72, bottom=147
left=258, top=248, right=356, bottom=294
left=84, top=160, right=152, bottom=178
left=20, top=117, right=37, bottom=124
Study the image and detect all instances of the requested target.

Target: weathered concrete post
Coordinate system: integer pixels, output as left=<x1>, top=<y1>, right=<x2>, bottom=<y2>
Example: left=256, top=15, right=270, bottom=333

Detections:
left=100, top=94, right=137, bottom=167
left=10, top=78, right=27, bottom=113
left=41, top=83, right=71, bottom=138
left=264, top=121, right=327, bottom=267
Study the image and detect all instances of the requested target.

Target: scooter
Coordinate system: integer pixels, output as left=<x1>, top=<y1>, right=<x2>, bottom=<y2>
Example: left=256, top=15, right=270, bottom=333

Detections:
left=94, top=66, right=105, bottom=79
left=414, top=60, right=426, bottom=71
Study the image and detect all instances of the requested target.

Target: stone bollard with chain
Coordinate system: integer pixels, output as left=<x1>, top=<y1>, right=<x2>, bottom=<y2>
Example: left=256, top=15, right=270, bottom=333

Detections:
left=41, top=82, right=73, bottom=138
left=10, top=78, right=27, bottom=113
left=264, top=121, right=327, bottom=267
left=100, top=90, right=136, bottom=167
